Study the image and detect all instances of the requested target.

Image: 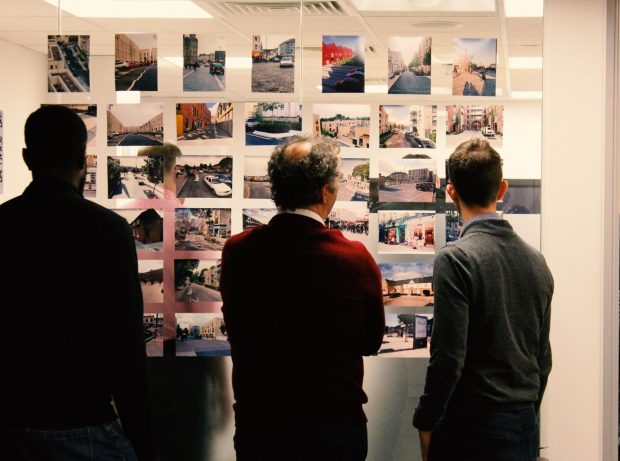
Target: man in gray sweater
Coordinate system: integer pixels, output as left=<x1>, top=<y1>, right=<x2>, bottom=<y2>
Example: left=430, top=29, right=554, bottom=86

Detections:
left=413, top=139, right=553, bottom=461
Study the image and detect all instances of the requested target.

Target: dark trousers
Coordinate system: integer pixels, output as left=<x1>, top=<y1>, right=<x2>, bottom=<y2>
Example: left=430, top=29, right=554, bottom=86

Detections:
left=234, top=422, right=367, bottom=461
left=429, top=406, right=539, bottom=461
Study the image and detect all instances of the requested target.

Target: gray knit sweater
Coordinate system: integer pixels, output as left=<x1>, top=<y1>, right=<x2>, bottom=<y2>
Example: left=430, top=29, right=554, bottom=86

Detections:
left=413, top=219, right=553, bottom=431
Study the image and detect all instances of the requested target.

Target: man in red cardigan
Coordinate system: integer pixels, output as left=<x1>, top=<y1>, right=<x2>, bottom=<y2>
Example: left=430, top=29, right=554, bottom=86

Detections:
left=220, top=136, right=385, bottom=461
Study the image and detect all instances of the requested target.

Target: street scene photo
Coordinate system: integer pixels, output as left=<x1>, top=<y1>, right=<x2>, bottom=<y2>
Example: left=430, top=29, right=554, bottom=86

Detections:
left=242, top=208, right=277, bottom=230
left=176, top=102, right=233, bottom=145
left=446, top=210, right=464, bottom=243
left=48, top=35, right=90, bottom=92
left=312, top=104, right=370, bottom=148
left=115, top=209, right=164, bottom=252
left=144, top=313, right=164, bottom=357
left=183, top=34, right=225, bottom=91
left=387, top=36, right=431, bottom=95
left=84, top=154, right=96, bottom=199
left=326, top=202, right=369, bottom=246
left=175, top=208, right=231, bottom=252
left=379, top=310, right=433, bottom=358
left=379, top=158, right=437, bottom=203
left=379, top=105, right=436, bottom=148
left=452, top=38, right=497, bottom=96
left=107, top=103, right=164, bottom=146
left=322, top=35, right=364, bottom=93
left=446, top=105, right=503, bottom=148
left=107, top=155, right=164, bottom=199
left=115, top=34, right=158, bottom=91
left=175, top=156, right=233, bottom=199
left=175, top=259, right=222, bottom=303
left=244, top=156, right=271, bottom=199
left=138, top=260, right=164, bottom=303
left=245, top=102, right=301, bottom=145
left=252, top=34, right=295, bottom=93
left=378, top=211, right=436, bottom=254
left=337, top=158, right=369, bottom=201
left=379, top=262, right=434, bottom=307
left=175, top=312, right=230, bottom=357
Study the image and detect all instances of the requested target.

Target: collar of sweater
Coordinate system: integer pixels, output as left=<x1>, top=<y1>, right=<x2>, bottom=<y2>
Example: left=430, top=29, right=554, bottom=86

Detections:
left=460, top=219, right=514, bottom=238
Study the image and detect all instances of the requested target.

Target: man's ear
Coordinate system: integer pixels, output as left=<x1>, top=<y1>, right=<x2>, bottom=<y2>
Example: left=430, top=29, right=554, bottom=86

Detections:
left=22, top=148, right=33, bottom=171
left=321, top=183, right=330, bottom=204
left=497, top=179, right=509, bottom=201
left=446, top=183, right=459, bottom=204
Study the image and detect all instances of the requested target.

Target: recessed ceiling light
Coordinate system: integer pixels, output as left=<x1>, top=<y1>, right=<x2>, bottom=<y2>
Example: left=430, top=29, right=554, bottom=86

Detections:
left=504, top=0, right=543, bottom=17
left=509, top=57, right=543, bottom=69
left=44, top=0, right=212, bottom=19
left=409, top=0, right=443, bottom=8
left=411, top=21, right=463, bottom=30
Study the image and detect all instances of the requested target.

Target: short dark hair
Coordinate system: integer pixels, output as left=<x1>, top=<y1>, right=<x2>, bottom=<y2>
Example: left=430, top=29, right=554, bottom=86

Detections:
left=448, top=138, right=502, bottom=207
left=24, top=105, right=87, bottom=170
left=268, top=136, right=340, bottom=210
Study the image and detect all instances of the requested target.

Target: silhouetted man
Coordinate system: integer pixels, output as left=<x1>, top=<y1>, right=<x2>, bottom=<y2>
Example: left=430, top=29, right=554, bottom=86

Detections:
left=220, top=136, right=385, bottom=461
left=0, top=106, right=153, bottom=460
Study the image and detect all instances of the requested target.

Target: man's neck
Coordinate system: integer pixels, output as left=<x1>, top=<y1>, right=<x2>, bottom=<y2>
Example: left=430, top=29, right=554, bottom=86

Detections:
left=460, top=204, right=498, bottom=223
left=32, top=172, right=80, bottom=191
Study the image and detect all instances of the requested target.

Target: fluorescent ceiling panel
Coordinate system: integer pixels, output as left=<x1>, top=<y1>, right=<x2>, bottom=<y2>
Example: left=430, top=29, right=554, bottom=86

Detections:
left=44, top=0, right=212, bottom=18
left=508, top=57, right=543, bottom=69
left=350, top=0, right=495, bottom=12
left=504, top=0, right=543, bottom=17
left=512, top=91, right=542, bottom=99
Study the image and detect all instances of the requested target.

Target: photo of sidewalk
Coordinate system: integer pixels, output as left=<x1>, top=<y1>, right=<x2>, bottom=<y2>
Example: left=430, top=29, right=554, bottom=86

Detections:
left=322, top=35, right=365, bottom=93
left=115, top=34, right=158, bottom=92
left=107, top=104, right=164, bottom=147
left=139, top=260, right=163, bottom=303
left=245, top=102, right=301, bottom=146
left=183, top=34, right=225, bottom=92
left=387, top=36, right=431, bottom=95
left=175, top=312, right=230, bottom=357
left=452, top=38, right=497, bottom=96
left=107, top=155, right=164, bottom=199
left=176, top=103, right=233, bottom=145
left=252, top=35, right=295, bottom=93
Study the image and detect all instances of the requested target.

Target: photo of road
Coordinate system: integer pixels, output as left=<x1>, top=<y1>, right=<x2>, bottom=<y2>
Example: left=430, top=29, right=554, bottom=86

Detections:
left=379, top=262, right=434, bottom=307
left=245, top=102, right=302, bottom=146
left=252, top=35, right=295, bottom=93
left=139, top=260, right=164, bottom=303
left=387, top=36, right=431, bottom=95
left=183, top=34, right=225, bottom=91
left=107, top=104, right=164, bottom=147
left=175, top=208, right=231, bottom=251
left=379, top=312, right=433, bottom=358
left=322, top=35, right=365, bottom=93
left=337, top=158, right=369, bottom=201
left=378, top=211, right=436, bottom=254
left=379, top=105, right=436, bottom=148
left=144, top=313, right=164, bottom=357
left=175, top=259, right=222, bottom=303
left=177, top=102, right=233, bottom=145
left=107, top=156, right=164, bottom=200
left=243, top=156, right=271, bottom=199
left=446, top=105, right=503, bottom=148
left=48, top=35, right=89, bottom=92
left=175, top=156, right=233, bottom=199
left=115, top=34, right=158, bottom=91
left=327, top=202, right=369, bottom=246
left=175, top=313, right=230, bottom=357
left=453, top=38, right=497, bottom=96
left=313, top=104, right=370, bottom=148
left=379, top=158, right=437, bottom=203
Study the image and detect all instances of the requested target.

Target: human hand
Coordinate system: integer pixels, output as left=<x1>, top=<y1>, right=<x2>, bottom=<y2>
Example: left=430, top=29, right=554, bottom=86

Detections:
left=418, top=430, right=432, bottom=461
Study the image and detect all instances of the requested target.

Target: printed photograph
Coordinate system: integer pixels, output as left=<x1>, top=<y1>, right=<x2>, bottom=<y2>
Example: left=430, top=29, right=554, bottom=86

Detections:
left=144, top=313, right=164, bottom=357
left=379, top=262, right=434, bottom=307
left=43, top=104, right=97, bottom=147
left=496, top=181, right=541, bottom=214
left=445, top=210, right=464, bottom=243
left=244, top=156, right=271, bottom=199
left=175, top=208, right=232, bottom=251
left=175, top=156, right=233, bottom=198
left=107, top=155, right=164, bottom=200
left=107, top=104, right=164, bottom=147
left=312, top=104, right=370, bottom=148
left=378, top=211, right=436, bottom=254
left=139, top=260, right=164, bottom=303
left=183, top=34, right=225, bottom=91
left=243, top=208, right=277, bottom=230
left=452, top=38, right=497, bottom=96
left=175, top=312, right=230, bottom=357
left=115, top=34, right=158, bottom=91
left=252, top=34, right=295, bottom=93
left=326, top=202, right=369, bottom=246
left=48, top=35, right=90, bottom=92
left=322, top=35, right=365, bottom=93
left=379, top=310, right=433, bottom=358
left=379, top=158, right=437, bottom=203
left=245, top=102, right=302, bottom=146
left=446, top=105, right=503, bottom=148
left=175, top=259, right=222, bottom=303
left=337, top=158, right=369, bottom=201
left=379, top=105, right=436, bottom=149
left=84, top=154, right=96, bottom=199
left=176, top=103, right=233, bottom=145
left=115, top=209, right=164, bottom=252
left=387, top=36, right=431, bottom=95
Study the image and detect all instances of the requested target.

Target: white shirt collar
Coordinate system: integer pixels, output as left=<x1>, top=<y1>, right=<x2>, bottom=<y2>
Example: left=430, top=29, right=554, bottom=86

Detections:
left=278, top=208, right=325, bottom=226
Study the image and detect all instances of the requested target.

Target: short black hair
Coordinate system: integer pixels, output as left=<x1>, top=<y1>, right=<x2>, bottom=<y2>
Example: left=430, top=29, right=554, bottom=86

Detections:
left=448, top=138, right=502, bottom=207
left=24, top=105, right=87, bottom=170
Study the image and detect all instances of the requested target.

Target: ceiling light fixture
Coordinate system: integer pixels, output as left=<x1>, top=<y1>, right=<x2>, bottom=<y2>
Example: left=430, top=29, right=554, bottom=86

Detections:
left=508, top=57, right=543, bottom=69
left=512, top=91, right=542, bottom=99
left=411, top=21, right=463, bottom=30
left=44, top=0, right=212, bottom=19
left=504, top=0, right=543, bottom=17
left=409, top=0, right=444, bottom=8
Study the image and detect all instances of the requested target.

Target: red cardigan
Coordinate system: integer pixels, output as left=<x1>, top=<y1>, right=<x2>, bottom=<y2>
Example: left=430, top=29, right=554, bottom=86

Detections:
left=221, top=212, right=385, bottom=427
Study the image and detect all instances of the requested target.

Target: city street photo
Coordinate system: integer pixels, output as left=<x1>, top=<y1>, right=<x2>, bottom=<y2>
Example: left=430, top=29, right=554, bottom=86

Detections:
left=107, top=103, right=164, bottom=146
left=244, top=156, right=271, bottom=199
left=144, top=313, right=164, bottom=357
left=452, top=38, right=497, bottom=96
left=175, top=156, right=233, bottom=199
left=139, top=260, right=164, bottom=303
left=387, top=36, right=431, bottom=95
left=115, top=209, right=164, bottom=252
left=380, top=310, right=433, bottom=358
left=107, top=155, right=164, bottom=199
left=175, top=312, right=230, bottom=357
left=115, top=34, right=158, bottom=91
left=337, top=158, right=369, bottom=201
left=245, top=102, right=302, bottom=145
left=379, top=158, right=437, bottom=203
left=243, top=208, right=277, bottom=230
left=252, top=34, right=295, bottom=93
left=327, top=202, right=369, bottom=246
left=84, top=154, right=96, bottom=199
left=378, top=211, right=436, bottom=254
left=446, top=210, right=463, bottom=243
left=175, top=259, right=222, bottom=303
left=183, top=34, right=225, bottom=91
left=322, top=35, right=365, bottom=93
left=379, top=105, right=436, bottom=148
left=175, top=208, right=231, bottom=252
left=446, top=105, right=503, bottom=148
left=379, top=262, right=434, bottom=307
left=176, top=102, right=233, bottom=145
left=313, top=104, right=370, bottom=148
left=48, top=35, right=90, bottom=92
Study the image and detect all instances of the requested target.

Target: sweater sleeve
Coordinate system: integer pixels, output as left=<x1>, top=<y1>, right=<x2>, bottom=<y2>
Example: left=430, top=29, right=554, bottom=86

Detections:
left=413, top=247, right=470, bottom=431
left=361, top=251, right=385, bottom=356
left=536, top=273, right=553, bottom=413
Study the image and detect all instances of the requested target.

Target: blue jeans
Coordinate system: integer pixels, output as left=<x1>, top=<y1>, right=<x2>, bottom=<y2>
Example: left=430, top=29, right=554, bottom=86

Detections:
left=428, top=406, right=538, bottom=461
left=234, top=422, right=368, bottom=461
left=7, top=420, right=138, bottom=461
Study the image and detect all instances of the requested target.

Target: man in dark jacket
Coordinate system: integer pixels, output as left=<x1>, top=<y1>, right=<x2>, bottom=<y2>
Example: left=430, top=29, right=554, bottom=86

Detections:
left=0, top=106, right=153, bottom=460
left=413, top=139, right=553, bottom=461
left=221, top=136, right=385, bottom=461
